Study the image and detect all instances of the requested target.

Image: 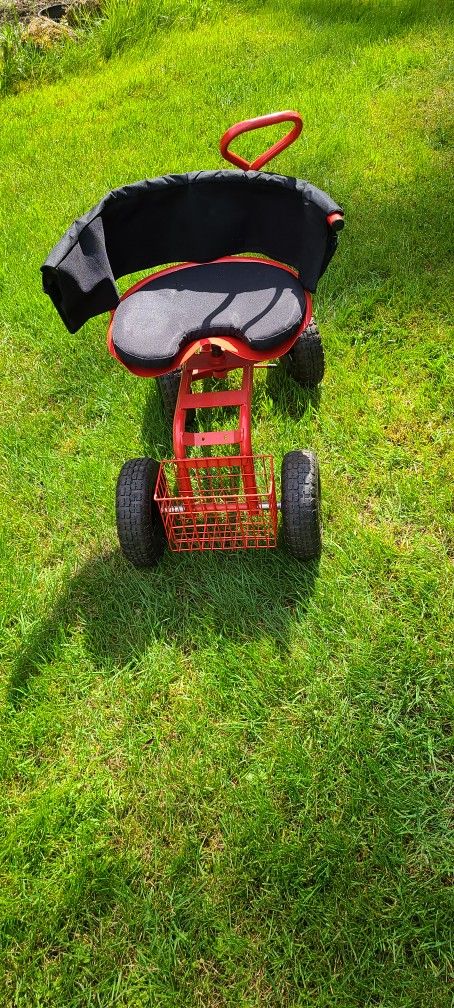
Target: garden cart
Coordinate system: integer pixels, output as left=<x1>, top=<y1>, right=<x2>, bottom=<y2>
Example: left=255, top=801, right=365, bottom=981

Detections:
left=41, top=110, right=344, bottom=567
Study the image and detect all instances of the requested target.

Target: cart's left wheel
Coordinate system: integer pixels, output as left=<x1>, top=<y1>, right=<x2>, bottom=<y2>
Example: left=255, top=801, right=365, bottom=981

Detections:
left=116, top=457, right=166, bottom=568
left=281, top=450, right=322, bottom=560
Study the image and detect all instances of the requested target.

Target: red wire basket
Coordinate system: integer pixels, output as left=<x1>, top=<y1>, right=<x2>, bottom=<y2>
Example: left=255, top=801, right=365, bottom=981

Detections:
left=154, top=454, right=278, bottom=552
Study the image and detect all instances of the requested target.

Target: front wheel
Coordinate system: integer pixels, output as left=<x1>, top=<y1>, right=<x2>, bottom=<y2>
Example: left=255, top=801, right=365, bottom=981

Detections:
left=116, top=457, right=166, bottom=568
left=284, top=318, right=325, bottom=388
left=281, top=450, right=322, bottom=560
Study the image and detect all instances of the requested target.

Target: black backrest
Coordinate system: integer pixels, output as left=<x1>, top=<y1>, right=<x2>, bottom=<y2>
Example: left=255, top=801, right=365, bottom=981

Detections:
left=41, top=170, right=343, bottom=333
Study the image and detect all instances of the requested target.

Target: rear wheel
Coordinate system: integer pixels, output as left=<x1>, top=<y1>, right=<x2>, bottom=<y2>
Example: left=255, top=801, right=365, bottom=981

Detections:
left=116, top=457, right=166, bottom=568
left=285, top=318, right=324, bottom=388
left=281, top=450, right=322, bottom=560
left=157, top=369, right=195, bottom=427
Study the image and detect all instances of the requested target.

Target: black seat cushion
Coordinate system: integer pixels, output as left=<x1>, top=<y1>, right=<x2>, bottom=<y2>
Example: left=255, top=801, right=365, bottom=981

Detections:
left=111, top=259, right=307, bottom=370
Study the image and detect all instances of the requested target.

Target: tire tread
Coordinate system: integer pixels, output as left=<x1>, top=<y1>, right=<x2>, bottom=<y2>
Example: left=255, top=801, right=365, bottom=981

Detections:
left=285, top=318, right=325, bottom=388
left=281, top=450, right=322, bottom=560
left=116, top=457, right=166, bottom=568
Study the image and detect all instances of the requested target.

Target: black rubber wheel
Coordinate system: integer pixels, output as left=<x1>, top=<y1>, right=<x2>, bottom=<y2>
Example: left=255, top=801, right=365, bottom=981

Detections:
left=157, top=370, right=195, bottom=427
left=285, top=318, right=325, bottom=388
left=116, top=457, right=166, bottom=568
left=281, top=450, right=322, bottom=560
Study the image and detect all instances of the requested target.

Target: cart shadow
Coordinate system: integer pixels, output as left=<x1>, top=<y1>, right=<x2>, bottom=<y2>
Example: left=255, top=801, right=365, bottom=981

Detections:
left=141, top=382, right=173, bottom=454
left=140, top=378, right=200, bottom=455
left=140, top=365, right=320, bottom=449
left=9, top=547, right=319, bottom=708
left=266, top=362, right=321, bottom=419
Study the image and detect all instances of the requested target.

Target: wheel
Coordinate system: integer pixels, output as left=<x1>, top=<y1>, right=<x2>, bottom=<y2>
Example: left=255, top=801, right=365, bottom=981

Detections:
left=281, top=450, right=322, bottom=560
left=157, top=369, right=195, bottom=427
left=285, top=318, right=325, bottom=388
left=116, top=457, right=166, bottom=568
left=157, top=370, right=180, bottom=421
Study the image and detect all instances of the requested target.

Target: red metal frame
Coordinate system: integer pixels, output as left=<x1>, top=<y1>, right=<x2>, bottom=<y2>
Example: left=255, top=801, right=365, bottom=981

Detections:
left=171, top=345, right=258, bottom=505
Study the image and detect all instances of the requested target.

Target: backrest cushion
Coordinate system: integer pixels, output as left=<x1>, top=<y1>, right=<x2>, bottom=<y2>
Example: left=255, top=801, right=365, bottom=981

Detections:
left=41, top=170, right=343, bottom=333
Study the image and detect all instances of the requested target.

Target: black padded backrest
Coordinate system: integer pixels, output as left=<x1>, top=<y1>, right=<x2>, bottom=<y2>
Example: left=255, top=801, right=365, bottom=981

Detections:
left=41, top=170, right=343, bottom=333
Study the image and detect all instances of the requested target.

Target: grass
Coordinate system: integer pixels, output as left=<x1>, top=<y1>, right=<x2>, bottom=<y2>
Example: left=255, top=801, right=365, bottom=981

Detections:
left=0, top=0, right=453, bottom=1004
left=0, top=0, right=224, bottom=95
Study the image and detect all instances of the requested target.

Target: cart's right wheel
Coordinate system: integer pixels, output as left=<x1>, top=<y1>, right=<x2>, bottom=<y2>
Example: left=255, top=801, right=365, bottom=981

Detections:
left=281, top=450, right=322, bottom=560
left=157, top=369, right=195, bottom=427
left=116, top=457, right=166, bottom=568
left=284, top=318, right=325, bottom=388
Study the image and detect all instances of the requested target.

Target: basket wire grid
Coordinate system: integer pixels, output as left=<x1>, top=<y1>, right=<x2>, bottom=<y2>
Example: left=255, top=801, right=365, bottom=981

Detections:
left=154, top=454, right=278, bottom=551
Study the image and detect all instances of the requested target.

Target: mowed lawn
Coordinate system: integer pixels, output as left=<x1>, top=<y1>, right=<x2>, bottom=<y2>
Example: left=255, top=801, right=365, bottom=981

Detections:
left=0, top=1, right=452, bottom=1005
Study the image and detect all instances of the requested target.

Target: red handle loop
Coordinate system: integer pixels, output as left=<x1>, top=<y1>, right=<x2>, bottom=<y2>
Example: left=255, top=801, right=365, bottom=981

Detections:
left=219, top=110, right=303, bottom=171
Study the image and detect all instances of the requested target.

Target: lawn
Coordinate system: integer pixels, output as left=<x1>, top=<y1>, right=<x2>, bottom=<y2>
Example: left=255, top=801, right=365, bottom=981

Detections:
left=0, top=1, right=453, bottom=1005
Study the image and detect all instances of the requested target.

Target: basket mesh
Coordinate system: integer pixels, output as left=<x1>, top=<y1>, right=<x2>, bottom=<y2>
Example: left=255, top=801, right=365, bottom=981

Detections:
left=154, top=454, right=277, bottom=551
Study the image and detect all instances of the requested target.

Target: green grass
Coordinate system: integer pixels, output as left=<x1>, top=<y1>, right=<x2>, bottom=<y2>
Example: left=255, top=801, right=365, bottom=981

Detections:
left=0, top=0, right=453, bottom=1004
left=0, top=0, right=224, bottom=95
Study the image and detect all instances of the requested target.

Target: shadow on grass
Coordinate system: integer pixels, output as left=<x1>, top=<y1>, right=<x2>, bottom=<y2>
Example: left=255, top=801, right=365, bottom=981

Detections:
left=141, top=380, right=173, bottom=456
left=266, top=361, right=322, bottom=419
left=141, top=360, right=321, bottom=450
left=249, top=0, right=453, bottom=36
left=9, top=546, right=319, bottom=708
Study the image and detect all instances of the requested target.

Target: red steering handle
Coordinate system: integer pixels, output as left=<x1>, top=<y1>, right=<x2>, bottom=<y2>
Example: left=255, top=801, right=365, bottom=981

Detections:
left=219, top=110, right=303, bottom=171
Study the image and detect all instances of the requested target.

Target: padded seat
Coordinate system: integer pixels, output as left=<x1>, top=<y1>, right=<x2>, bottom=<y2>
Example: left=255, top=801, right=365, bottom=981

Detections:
left=111, top=259, right=306, bottom=370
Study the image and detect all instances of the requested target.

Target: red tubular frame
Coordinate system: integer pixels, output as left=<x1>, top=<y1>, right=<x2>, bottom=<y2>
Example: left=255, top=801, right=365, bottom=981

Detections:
left=156, top=335, right=283, bottom=550
left=172, top=349, right=257, bottom=502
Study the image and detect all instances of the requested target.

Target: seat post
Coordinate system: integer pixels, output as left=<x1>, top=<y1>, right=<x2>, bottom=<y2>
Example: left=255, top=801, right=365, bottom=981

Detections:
left=172, top=344, right=258, bottom=498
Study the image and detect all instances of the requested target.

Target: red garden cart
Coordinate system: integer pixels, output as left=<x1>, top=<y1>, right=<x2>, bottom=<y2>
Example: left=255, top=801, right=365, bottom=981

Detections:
left=42, top=111, right=344, bottom=567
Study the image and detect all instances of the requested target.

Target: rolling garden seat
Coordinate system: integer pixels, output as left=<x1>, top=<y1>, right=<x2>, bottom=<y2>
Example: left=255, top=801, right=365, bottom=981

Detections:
left=41, top=112, right=344, bottom=565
